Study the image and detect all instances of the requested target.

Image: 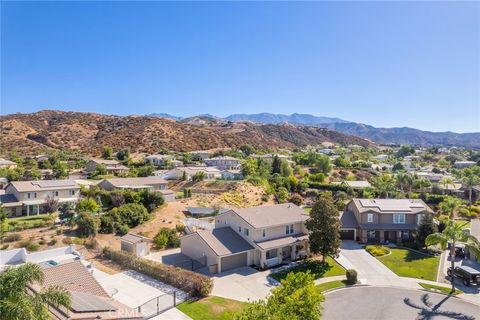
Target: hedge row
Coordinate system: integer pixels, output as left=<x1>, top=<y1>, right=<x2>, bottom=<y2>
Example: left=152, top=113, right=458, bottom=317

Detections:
left=308, top=182, right=351, bottom=193
left=103, top=247, right=212, bottom=297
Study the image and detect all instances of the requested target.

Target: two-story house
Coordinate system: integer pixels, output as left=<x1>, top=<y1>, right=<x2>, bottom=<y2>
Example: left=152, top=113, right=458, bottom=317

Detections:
left=204, top=156, right=241, bottom=170
left=181, top=203, right=309, bottom=273
left=340, top=198, right=433, bottom=243
left=144, top=154, right=182, bottom=167
left=0, top=180, right=81, bottom=217
left=97, top=177, right=175, bottom=201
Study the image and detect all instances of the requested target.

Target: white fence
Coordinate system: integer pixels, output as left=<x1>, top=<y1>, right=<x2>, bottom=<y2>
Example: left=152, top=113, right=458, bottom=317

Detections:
left=1, top=245, right=79, bottom=266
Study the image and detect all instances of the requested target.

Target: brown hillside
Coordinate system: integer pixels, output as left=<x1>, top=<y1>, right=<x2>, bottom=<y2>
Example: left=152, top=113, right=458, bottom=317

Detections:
left=0, top=110, right=373, bottom=156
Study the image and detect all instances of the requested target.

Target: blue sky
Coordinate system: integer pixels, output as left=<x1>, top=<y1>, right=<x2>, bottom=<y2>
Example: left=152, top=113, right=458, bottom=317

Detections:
left=1, top=1, right=479, bottom=133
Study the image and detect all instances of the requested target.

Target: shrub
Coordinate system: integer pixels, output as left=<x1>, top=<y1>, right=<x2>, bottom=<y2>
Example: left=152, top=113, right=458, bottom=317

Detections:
left=100, top=211, right=121, bottom=233
left=116, top=203, right=150, bottom=228
left=48, top=238, right=57, bottom=246
left=4, top=233, right=22, bottom=243
left=56, top=229, right=62, bottom=235
left=288, top=193, right=304, bottom=206
left=365, top=245, right=390, bottom=257
left=103, top=248, right=212, bottom=297
left=138, top=189, right=164, bottom=213
left=26, top=242, right=40, bottom=252
left=62, top=237, right=73, bottom=245
left=175, top=224, right=185, bottom=233
left=38, top=240, right=46, bottom=245
left=345, top=269, right=358, bottom=285
left=153, top=232, right=168, bottom=249
left=76, top=198, right=101, bottom=213
left=117, top=224, right=130, bottom=236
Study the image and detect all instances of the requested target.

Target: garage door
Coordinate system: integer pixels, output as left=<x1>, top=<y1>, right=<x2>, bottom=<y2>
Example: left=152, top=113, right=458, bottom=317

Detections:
left=221, top=252, right=247, bottom=272
left=340, top=229, right=355, bottom=240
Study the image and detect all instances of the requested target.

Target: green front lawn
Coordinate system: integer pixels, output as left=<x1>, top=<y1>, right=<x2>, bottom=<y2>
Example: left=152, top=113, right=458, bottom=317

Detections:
left=418, top=282, right=463, bottom=296
left=177, top=296, right=246, bottom=320
left=376, top=248, right=439, bottom=281
left=270, top=257, right=345, bottom=282
left=315, top=280, right=348, bottom=293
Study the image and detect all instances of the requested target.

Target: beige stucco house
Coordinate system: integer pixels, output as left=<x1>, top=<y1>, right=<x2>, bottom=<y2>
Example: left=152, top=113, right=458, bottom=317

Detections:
left=340, top=198, right=433, bottom=243
left=84, top=159, right=130, bottom=175
left=97, top=177, right=175, bottom=201
left=181, top=203, right=310, bottom=273
left=1, top=180, right=81, bottom=217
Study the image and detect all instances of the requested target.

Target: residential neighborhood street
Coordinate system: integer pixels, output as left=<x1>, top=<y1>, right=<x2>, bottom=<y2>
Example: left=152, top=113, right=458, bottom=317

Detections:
left=323, top=286, right=480, bottom=320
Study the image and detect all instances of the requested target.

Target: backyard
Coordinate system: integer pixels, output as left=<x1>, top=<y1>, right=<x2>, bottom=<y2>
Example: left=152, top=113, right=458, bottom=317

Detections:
left=270, top=257, right=345, bottom=282
left=177, top=296, right=245, bottom=320
left=376, top=248, right=440, bottom=281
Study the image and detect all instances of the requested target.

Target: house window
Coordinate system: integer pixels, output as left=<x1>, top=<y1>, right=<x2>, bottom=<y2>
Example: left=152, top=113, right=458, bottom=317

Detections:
left=262, top=229, right=266, bottom=238
left=266, top=249, right=277, bottom=259
left=69, top=190, right=76, bottom=196
left=286, top=224, right=294, bottom=235
left=238, top=226, right=242, bottom=233
left=367, top=214, right=373, bottom=223
left=393, top=214, right=405, bottom=224
left=53, top=191, right=59, bottom=197
left=244, top=228, right=249, bottom=236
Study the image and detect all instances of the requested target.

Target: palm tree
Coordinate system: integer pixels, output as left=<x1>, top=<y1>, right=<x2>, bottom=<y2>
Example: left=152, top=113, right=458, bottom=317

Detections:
left=414, top=178, right=431, bottom=194
left=426, top=219, right=480, bottom=291
left=438, top=196, right=463, bottom=219
left=372, top=175, right=396, bottom=199
left=0, top=263, right=71, bottom=320
left=462, top=173, right=480, bottom=206
left=439, top=177, right=454, bottom=194
left=396, top=172, right=414, bottom=193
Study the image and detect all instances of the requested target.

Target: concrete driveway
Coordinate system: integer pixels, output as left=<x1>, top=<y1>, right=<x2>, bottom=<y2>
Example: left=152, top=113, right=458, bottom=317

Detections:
left=339, top=241, right=407, bottom=287
left=323, top=286, right=480, bottom=320
left=211, top=266, right=275, bottom=302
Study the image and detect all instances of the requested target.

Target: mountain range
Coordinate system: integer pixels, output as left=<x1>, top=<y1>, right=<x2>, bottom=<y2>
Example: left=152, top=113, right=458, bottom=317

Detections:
left=0, top=110, right=371, bottom=156
left=150, top=112, right=480, bottom=149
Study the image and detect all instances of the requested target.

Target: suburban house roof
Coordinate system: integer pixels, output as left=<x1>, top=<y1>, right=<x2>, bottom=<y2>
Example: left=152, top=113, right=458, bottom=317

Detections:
left=350, top=198, right=433, bottom=214
left=227, top=203, right=309, bottom=229
left=339, top=211, right=360, bottom=229
left=255, top=234, right=308, bottom=250
left=177, top=166, right=221, bottom=174
left=205, top=156, right=240, bottom=161
left=9, top=180, right=80, bottom=192
left=33, top=261, right=109, bottom=297
left=145, top=154, right=175, bottom=160
left=194, top=227, right=254, bottom=256
left=101, top=177, right=168, bottom=188
left=333, top=180, right=371, bottom=188
left=88, top=158, right=121, bottom=165
left=0, top=194, right=22, bottom=207
left=121, top=233, right=151, bottom=244
left=186, top=207, right=230, bottom=215
left=30, top=261, right=142, bottom=319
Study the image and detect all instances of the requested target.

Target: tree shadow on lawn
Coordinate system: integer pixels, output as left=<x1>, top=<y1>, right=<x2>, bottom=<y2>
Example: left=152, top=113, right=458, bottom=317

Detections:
left=271, top=260, right=332, bottom=281
left=404, top=249, right=434, bottom=263
left=403, top=293, right=475, bottom=320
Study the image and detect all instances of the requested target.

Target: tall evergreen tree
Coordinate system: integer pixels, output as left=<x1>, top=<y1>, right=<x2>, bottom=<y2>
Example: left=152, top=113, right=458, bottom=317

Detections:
left=271, top=155, right=282, bottom=174
left=306, top=194, right=341, bottom=262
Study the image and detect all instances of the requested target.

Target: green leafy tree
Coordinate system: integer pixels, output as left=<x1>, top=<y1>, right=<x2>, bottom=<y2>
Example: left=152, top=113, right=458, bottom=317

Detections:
left=239, top=144, right=255, bottom=156
left=116, top=148, right=130, bottom=161
left=234, top=271, right=322, bottom=320
left=116, top=203, right=150, bottom=227
left=192, top=171, right=205, bottom=182
left=306, top=194, right=341, bottom=262
left=275, top=187, right=289, bottom=203
left=416, top=214, right=437, bottom=248
left=76, top=198, right=100, bottom=213
left=396, top=145, right=414, bottom=158
left=182, top=170, right=187, bottom=181
left=280, top=160, right=293, bottom=177
left=392, top=162, right=405, bottom=172
left=0, top=263, right=71, bottom=320
left=102, top=145, right=113, bottom=159
left=334, top=157, right=351, bottom=168
left=271, top=155, right=282, bottom=175
left=137, top=165, right=155, bottom=177
left=75, top=212, right=100, bottom=237
left=139, top=189, right=164, bottom=212
left=53, top=162, right=69, bottom=179
left=316, top=154, right=332, bottom=174
left=241, top=158, right=257, bottom=177
left=426, top=219, right=480, bottom=291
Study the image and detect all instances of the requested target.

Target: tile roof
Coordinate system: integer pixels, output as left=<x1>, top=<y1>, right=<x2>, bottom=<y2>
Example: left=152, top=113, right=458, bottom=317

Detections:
left=255, top=234, right=308, bottom=250
left=227, top=203, right=309, bottom=229
left=195, top=227, right=254, bottom=256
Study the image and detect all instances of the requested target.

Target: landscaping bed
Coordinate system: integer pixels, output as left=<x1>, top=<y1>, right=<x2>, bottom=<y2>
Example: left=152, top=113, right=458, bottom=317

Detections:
left=376, top=248, right=439, bottom=281
left=177, top=296, right=245, bottom=320
left=270, top=257, right=345, bottom=282
left=365, top=245, right=390, bottom=257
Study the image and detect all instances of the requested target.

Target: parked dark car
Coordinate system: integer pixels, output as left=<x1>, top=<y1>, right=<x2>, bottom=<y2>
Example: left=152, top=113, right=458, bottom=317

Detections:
left=447, top=266, right=480, bottom=286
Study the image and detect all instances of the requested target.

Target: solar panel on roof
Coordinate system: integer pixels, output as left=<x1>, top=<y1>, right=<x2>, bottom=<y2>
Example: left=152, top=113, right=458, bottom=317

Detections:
left=71, top=292, right=117, bottom=313
left=33, top=180, right=76, bottom=188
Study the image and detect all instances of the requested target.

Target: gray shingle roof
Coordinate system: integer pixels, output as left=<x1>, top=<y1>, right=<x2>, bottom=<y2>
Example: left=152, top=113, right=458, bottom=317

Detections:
left=102, top=177, right=167, bottom=187
left=9, top=180, right=80, bottom=192
left=228, top=203, right=309, bottom=229
left=196, top=227, right=254, bottom=256
left=255, top=234, right=308, bottom=250
left=340, top=211, right=360, bottom=229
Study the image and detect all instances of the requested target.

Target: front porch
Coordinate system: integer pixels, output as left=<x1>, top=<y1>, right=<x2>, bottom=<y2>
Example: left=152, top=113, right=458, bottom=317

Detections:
left=255, top=235, right=309, bottom=269
left=361, top=229, right=414, bottom=244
